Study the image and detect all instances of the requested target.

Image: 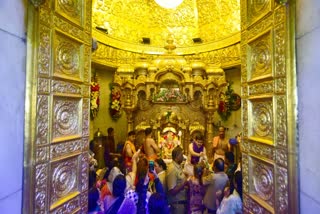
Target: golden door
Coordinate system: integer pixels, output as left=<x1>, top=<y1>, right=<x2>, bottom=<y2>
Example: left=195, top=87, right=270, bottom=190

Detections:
left=240, top=0, right=298, bottom=213
left=24, top=0, right=92, bottom=213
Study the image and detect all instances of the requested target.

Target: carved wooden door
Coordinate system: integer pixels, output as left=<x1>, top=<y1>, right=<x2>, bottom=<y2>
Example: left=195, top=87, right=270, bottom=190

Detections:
left=240, top=0, right=298, bottom=213
left=24, top=0, right=92, bottom=213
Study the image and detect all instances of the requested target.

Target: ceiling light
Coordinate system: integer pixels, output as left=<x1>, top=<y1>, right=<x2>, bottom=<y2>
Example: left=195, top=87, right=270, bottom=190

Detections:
left=154, top=0, right=183, bottom=9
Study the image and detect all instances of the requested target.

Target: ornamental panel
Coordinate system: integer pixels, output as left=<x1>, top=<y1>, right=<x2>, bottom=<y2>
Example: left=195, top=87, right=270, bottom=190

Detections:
left=250, top=157, right=275, bottom=208
left=55, top=0, right=83, bottom=26
left=247, top=0, right=272, bottom=26
left=36, top=95, right=50, bottom=145
left=250, top=99, right=273, bottom=141
left=52, top=80, right=82, bottom=96
left=247, top=31, right=273, bottom=81
left=35, top=163, right=49, bottom=213
left=50, top=157, right=79, bottom=208
left=38, top=24, right=51, bottom=76
left=53, top=32, right=83, bottom=81
left=52, top=97, right=81, bottom=140
left=249, top=81, right=274, bottom=96
left=275, top=95, right=287, bottom=147
left=50, top=139, right=83, bottom=160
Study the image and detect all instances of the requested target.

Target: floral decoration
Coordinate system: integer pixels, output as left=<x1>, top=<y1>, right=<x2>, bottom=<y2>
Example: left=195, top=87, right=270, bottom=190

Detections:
left=90, top=80, right=100, bottom=119
left=109, top=85, right=122, bottom=120
left=153, top=88, right=187, bottom=103
left=218, top=82, right=241, bottom=121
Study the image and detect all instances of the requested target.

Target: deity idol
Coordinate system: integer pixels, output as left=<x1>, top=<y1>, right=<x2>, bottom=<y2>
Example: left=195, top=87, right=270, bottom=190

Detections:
left=159, top=128, right=181, bottom=159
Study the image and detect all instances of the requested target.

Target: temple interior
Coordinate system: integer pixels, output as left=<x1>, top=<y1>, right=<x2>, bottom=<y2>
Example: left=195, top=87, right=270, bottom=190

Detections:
left=1, top=0, right=320, bottom=213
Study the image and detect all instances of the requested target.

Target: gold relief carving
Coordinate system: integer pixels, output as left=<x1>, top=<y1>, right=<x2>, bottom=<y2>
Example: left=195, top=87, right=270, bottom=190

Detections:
left=275, top=96, right=287, bottom=147
left=84, top=0, right=92, bottom=33
left=243, top=194, right=272, bottom=214
left=252, top=99, right=273, bottom=139
left=80, top=191, right=88, bottom=207
left=38, top=78, right=50, bottom=94
left=276, top=166, right=288, bottom=213
left=38, top=25, right=51, bottom=76
left=37, top=95, right=49, bottom=145
left=274, top=23, right=286, bottom=77
left=36, top=146, right=49, bottom=163
left=30, top=0, right=46, bottom=8
left=240, top=0, right=247, bottom=30
left=276, top=148, right=287, bottom=168
left=50, top=139, right=82, bottom=160
left=240, top=44, right=248, bottom=83
left=83, top=45, right=91, bottom=83
left=80, top=153, right=89, bottom=192
left=82, top=85, right=90, bottom=98
left=39, top=7, right=51, bottom=26
left=56, top=0, right=82, bottom=26
left=92, top=0, right=240, bottom=48
left=248, top=31, right=272, bottom=81
left=247, top=15, right=273, bottom=41
left=252, top=159, right=275, bottom=207
left=53, top=16, right=91, bottom=45
left=51, top=196, right=79, bottom=214
left=52, top=80, right=81, bottom=95
left=275, top=78, right=286, bottom=94
left=53, top=98, right=80, bottom=139
left=50, top=158, right=78, bottom=206
left=82, top=137, right=89, bottom=151
left=274, top=4, right=286, bottom=25
left=247, top=0, right=271, bottom=25
left=249, top=81, right=274, bottom=96
left=54, top=33, right=82, bottom=79
left=242, top=101, right=248, bottom=137
left=35, top=164, right=48, bottom=213
left=249, top=141, right=275, bottom=160
left=242, top=84, right=248, bottom=98
left=242, top=154, right=249, bottom=193
left=82, top=98, right=90, bottom=137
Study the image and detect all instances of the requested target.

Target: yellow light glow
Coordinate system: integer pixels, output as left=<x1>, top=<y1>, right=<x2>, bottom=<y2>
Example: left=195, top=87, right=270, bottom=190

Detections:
left=154, top=0, right=183, bottom=9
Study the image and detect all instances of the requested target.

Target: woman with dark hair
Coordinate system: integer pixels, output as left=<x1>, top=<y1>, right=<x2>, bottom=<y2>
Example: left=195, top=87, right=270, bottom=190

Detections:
left=187, top=164, right=205, bottom=214
left=103, top=174, right=136, bottom=214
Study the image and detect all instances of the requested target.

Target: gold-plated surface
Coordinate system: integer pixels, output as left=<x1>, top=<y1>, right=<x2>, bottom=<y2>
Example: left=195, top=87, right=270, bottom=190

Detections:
left=92, top=0, right=240, bottom=52
left=241, top=0, right=298, bottom=213
left=24, top=0, right=92, bottom=213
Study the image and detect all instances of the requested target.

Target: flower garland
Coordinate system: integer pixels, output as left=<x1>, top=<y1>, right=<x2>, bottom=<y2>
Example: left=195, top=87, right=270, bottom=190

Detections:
left=90, top=80, right=100, bottom=120
left=109, top=85, right=122, bottom=120
left=218, top=82, right=240, bottom=121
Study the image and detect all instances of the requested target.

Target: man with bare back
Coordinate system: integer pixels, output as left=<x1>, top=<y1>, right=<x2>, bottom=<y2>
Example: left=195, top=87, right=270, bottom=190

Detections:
left=144, top=127, right=160, bottom=161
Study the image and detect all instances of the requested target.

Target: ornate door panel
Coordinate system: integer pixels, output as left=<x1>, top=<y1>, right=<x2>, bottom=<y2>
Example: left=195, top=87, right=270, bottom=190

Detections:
left=24, top=0, right=92, bottom=213
left=241, top=0, right=298, bottom=213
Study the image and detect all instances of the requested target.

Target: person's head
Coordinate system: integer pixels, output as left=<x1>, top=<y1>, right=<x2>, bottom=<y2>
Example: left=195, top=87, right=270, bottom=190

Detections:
left=148, top=193, right=170, bottom=214
left=136, top=157, right=149, bottom=183
left=234, top=171, right=243, bottom=199
left=225, top=151, right=235, bottom=166
left=128, top=130, right=136, bottom=142
left=107, top=127, right=114, bottom=136
left=172, top=146, right=184, bottom=164
left=112, top=174, right=126, bottom=197
left=214, top=158, right=225, bottom=172
left=107, top=166, right=123, bottom=183
left=193, top=164, right=204, bottom=184
left=155, top=158, right=167, bottom=174
left=145, top=127, right=153, bottom=136
left=218, top=126, right=226, bottom=139
left=194, top=134, right=204, bottom=148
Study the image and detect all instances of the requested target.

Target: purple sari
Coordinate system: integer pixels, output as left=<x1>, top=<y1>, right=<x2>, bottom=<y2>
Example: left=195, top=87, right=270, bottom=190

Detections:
left=191, top=141, right=204, bottom=165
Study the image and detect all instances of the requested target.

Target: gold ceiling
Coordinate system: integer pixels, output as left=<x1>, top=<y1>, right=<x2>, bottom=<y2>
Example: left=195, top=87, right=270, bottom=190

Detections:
left=92, top=0, right=240, bottom=54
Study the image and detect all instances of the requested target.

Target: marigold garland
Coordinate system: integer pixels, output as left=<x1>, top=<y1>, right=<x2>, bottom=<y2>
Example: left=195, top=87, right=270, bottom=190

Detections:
left=109, top=85, right=122, bottom=120
left=90, top=81, right=100, bottom=120
left=218, top=82, right=240, bottom=121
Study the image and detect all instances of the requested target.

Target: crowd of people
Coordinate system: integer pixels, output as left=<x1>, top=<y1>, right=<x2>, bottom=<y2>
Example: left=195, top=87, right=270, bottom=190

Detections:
left=88, top=126, right=243, bottom=214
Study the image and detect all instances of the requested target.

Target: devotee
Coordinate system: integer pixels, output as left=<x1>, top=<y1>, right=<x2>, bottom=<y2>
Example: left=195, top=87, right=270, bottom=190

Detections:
left=166, top=146, right=188, bottom=214
left=203, top=158, right=229, bottom=214
left=216, top=172, right=243, bottom=214
left=104, top=127, right=115, bottom=168
left=148, top=192, right=170, bottom=214
left=122, top=131, right=136, bottom=173
left=225, top=151, right=237, bottom=192
left=187, top=163, right=205, bottom=214
left=212, top=126, right=230, bottom=161
left=103, top=174, right=137, bottom=214
left=144, top=127, right=160, bottom=161
left=154, top=158, right=167, bottom=192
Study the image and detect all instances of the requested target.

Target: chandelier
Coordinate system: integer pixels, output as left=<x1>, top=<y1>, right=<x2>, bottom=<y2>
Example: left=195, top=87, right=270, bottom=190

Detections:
left=154, top=0, right=184, bottom=9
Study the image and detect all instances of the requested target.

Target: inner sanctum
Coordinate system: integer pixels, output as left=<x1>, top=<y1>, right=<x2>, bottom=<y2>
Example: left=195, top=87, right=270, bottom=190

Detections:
left=21, top=0, right=300, bottom=213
